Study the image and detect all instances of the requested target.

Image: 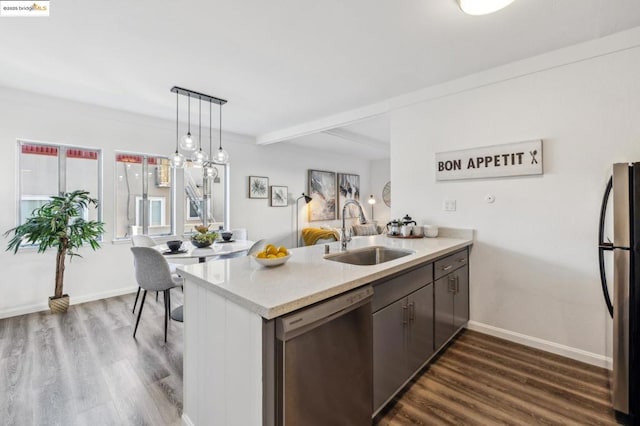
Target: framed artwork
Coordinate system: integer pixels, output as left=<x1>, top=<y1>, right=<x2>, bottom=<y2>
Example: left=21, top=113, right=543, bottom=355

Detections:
left=249, top=176, right=269, bottom=199
left=270, top=186, right=288, bottom=207
left=382, top=181, right=391, bottom=207
left=308, top=169, right=336, bottom=221
left=337, top=173, right=360, bottom=219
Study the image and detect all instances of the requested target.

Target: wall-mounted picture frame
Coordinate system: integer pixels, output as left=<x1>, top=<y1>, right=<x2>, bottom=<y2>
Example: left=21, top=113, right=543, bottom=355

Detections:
left=270, top=185, right=288, bottom=207
left=249, top=176, right=269, bottom=199
left=337, top=173, right=360, bottom=219
left=308, top=169, right=336, bottom=221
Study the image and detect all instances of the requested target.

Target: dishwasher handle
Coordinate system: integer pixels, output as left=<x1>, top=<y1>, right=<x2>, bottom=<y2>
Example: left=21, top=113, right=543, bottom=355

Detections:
left=276, top=286, right=373, bottom=341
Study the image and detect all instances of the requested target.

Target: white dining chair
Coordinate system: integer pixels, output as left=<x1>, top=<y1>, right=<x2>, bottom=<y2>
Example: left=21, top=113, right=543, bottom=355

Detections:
left=231, top=228, right=248, bottom=240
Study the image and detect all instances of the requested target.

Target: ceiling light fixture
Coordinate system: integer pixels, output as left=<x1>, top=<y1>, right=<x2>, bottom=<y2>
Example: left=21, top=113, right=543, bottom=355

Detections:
left=170, top=91, right=185, bottom=168
left=170, top=87, right=228, bottom=169
left=213, top=102, right=229, bottom=164
left=191, top=96, right=209, bottom=167
left=179, top=93, right=196, bottom=152
left=457, top=0, right=515, bottom=15
left=204, top=101, right=218, bottom=179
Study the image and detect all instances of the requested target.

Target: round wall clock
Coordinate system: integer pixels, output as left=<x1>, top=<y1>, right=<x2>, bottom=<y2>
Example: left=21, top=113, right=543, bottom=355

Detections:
left=382, top=181, right=391, bottom=207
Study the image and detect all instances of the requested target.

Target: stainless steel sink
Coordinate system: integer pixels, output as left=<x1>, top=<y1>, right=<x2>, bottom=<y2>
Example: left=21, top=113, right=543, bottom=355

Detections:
left=324, top=246, right=414, bottom=266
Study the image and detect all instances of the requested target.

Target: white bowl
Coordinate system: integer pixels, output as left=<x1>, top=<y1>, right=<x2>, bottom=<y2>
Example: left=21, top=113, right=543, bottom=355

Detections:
left=252, top=253, right=291, bottom=267
left=424, top=225, right=439, bottom=238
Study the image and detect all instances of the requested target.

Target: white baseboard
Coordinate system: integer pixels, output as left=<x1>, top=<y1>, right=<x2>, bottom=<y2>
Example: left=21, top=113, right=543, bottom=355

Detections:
left=466, top=320, right=612, bottom=369
left=182, top=414, right=195, bottom=426
left=0, top=286, right=139, bottom=319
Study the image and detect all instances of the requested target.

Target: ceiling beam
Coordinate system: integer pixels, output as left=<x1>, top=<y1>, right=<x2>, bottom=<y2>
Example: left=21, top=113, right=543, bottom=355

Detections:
left=255, top=101, right=390, bottom=145
left=322, top=128, right=389, bottom=152
left=255, top=26, right=640, bottom=146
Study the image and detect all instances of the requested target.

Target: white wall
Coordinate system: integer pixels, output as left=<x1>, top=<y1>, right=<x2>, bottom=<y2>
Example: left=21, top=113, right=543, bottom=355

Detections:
left=0, top=87, right=370, bottom=317
left=391, top=41, right=640, bottom=363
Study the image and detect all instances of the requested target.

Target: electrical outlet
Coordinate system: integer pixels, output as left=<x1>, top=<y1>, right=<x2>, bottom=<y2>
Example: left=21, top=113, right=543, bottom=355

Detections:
left=443, top=199, right=457, bottom=212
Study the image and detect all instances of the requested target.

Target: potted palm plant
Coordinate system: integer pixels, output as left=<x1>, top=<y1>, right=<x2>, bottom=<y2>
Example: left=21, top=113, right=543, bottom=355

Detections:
left=4, top=190, right=105, bottom=314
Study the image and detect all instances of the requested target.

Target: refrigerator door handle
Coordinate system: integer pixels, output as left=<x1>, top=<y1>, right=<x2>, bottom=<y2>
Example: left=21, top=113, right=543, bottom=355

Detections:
left=599, top=175, right=614, bottom=318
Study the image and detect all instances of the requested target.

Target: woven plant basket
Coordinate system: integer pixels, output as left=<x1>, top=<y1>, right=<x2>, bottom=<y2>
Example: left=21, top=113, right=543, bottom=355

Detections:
left=48, top=294, right=70, bottom=314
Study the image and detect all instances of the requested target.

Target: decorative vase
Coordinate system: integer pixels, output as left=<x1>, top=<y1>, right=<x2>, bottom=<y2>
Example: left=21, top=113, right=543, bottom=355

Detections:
left=48, top=294, right=70, bottom=314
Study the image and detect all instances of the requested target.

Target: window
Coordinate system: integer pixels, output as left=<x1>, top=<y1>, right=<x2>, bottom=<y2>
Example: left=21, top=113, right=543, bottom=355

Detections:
left=183, top=164, right=227, bottom=233
left=18, top=141, right=101, bottom=230
left=135, top=196, right=166, bottom=227
left=115, top=152, right=173, bottom=238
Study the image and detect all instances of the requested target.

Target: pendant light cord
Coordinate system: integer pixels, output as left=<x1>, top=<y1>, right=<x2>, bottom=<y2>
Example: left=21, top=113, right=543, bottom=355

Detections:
left=219, top=102, right=223, bottom=151
left=198, top=96, right=202, bottom=150
left=209, top=101, right=213, bottom=157
left=175, top=91, right=179, bottom=152
left=187, top=93, right=191, bottom=134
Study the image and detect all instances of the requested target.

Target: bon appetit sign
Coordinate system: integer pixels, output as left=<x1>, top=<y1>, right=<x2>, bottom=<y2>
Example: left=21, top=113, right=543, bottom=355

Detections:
left=435, top=140, right=543, bottom=181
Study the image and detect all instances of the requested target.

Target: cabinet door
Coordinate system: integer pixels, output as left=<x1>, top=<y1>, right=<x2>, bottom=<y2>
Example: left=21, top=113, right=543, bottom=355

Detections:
left=434, top=275, right=454, bottom=350
left=373, top=297, right=409, bottom=412
left=453, top=264, right=469, bottom=330
left=406, top=284, right=434, bottom=374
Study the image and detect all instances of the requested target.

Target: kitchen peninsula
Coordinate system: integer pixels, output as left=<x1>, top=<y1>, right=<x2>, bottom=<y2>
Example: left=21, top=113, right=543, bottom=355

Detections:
left=178, top=229, right=473, bottom=426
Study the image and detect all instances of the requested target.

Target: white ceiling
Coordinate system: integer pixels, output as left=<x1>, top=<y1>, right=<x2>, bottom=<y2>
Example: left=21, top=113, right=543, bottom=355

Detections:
left=1, top=0, right=640, bottom=150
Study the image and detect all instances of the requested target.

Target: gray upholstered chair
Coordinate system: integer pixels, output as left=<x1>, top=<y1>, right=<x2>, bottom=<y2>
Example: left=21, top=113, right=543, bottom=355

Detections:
left=130, top=247, right=183, bottom=342
left=131, top=234, right=181, bottom=313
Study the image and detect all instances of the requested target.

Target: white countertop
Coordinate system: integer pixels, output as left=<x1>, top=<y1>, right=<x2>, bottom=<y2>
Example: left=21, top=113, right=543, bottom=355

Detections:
left=178, top=231, right=473, bottom=319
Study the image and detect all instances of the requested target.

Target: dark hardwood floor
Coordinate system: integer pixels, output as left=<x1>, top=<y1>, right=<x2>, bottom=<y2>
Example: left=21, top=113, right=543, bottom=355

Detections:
left=0, top=294, right=621, bottom=426
left=0, top=291, right=184, bottom=426
left=376, top=330, right=619, bottom=425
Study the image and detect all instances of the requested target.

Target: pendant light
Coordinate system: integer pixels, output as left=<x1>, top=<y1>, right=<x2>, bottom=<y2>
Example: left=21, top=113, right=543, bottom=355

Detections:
left=204, top=101, right=218, bottom=179
left=169, top=87, right=228, bottom=168
left=170, top=91, right=185, bottom=168
left=179, top=94, right=196, bottom=152
left=213, top=101, right=229, bottom=164
left=191, top=96, right=208, bottom=167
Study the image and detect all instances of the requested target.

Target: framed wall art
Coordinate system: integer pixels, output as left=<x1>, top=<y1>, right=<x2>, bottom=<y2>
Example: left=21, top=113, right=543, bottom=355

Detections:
left=270, top=185, right=288, bottom=207
left=308, top=169, right=336, bottom=221
left=337, top=173, right=360, bottom=219
left=248, top=176, right=268, bottom=199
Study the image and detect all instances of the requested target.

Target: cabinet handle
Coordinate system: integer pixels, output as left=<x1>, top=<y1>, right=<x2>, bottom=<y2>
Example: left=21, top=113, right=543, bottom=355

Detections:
left=442, top=265, right=453, bottom=271
left=455, top=275, right=460, bottom=294
left=447, top=276, right=455, bottom=293
left=458, top=258, right=466, bottom=263
left=408, top=302, right=415, bottom=321
left=402, top=304, right=408, bottom=325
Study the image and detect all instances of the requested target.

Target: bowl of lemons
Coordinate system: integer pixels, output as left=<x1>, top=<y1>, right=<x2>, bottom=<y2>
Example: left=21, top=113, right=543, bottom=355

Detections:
left=253, top=243, right=291, bottom=267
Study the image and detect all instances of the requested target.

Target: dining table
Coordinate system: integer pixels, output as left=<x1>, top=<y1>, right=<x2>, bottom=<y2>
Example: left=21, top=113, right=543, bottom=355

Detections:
left=153, top=238, right=255, bottom=322
left=154, top=239, right=255, bottom=263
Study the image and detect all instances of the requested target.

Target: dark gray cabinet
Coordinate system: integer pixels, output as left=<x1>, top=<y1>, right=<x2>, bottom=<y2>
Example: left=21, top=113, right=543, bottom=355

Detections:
left=372, top=264, right=434, bottom=413
left=434, top=249, right=469, bottom=350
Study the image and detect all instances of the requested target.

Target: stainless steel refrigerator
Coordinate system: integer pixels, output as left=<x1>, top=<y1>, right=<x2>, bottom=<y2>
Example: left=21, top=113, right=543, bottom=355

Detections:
left=599, top=162, right=640, bottom=422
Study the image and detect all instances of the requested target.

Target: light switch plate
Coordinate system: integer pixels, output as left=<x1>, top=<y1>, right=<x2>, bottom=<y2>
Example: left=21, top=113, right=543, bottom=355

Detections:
left=443, top=199, right=457, bottom=211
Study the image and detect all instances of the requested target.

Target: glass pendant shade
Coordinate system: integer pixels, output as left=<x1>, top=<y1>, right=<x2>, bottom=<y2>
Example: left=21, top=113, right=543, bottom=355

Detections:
left=180, top=132, right=196, bottom=151
left=170, top=151, right=185, bottom=169
left=213, top=147, right=229, bottom=164
left=204, top=164, right=218, bottom=179
left=191, top=149, right=208, bottom=167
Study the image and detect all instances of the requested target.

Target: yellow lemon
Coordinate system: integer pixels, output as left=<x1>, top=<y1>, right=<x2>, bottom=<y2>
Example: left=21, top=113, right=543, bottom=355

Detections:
left=265, top=244, right=276, bottom=251
left=267, top=246, right=278, bottom=256
left=267, top=254, right=277, bottom=259
left=256, top=251, right=267, bottom=259
left=276, top=252, right=286, bottom=258
left=278, top=246, right=288, bottom=255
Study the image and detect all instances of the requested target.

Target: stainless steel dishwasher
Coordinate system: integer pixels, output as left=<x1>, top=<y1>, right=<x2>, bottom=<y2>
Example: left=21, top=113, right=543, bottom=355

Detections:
left=275, top=286, right=373, bottom=426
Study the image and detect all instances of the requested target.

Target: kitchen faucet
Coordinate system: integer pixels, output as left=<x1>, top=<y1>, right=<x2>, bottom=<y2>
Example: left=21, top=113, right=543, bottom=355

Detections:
left=341, top=199, right=367, bottom=250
